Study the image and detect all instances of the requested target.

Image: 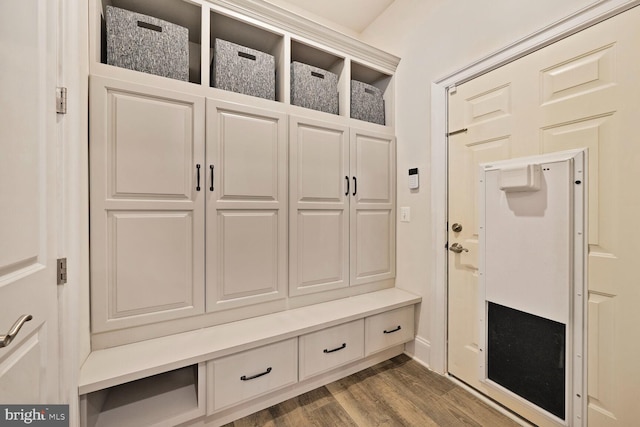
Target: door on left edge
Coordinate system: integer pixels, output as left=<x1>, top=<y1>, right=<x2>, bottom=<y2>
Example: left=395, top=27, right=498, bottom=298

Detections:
left=0, top=0, right=59, bottom=403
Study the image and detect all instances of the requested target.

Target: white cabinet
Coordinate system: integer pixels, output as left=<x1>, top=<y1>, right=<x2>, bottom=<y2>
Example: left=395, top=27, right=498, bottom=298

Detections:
left=90, top=83, right=289, bottom=339
left=207, top=338, right=298, bottom=413
left=79, top=289, right=420, bottom=427
left=289, top=116, right=396, bottom=296
left=89, top=76, right=205, bottom=333
left=88, top=0, right=399, bottom=348
left=289, top=116, right=350, bottom=295
left=349, top=128, right=396, bottom=286
left=365, top=306, right=414, bottom=356
left=205, top=100, right=288, bottom=311
left=298, top=319, right=364, bottom=380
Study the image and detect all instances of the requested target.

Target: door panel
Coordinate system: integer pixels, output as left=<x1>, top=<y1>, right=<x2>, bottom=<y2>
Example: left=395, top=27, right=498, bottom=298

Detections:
left=0, top=0, right=58, bottom=403
left=90, top=77, right=205, bottom=334
left=448, top=7, right=640, bottom=426
left=111, top=92, right=195, bottom=198
left=350, top=129, right=396, bottom=286
left=109, top=212, right=196, bottom=316
left=207, top=100, right=287, bottom=310
left=289, top=117, right=349, bottom=296
left=353, top=210, right=393, bottom=281
left=217, top=112, right=281, bottom=200
left=217, top=211, right=280, bottom=300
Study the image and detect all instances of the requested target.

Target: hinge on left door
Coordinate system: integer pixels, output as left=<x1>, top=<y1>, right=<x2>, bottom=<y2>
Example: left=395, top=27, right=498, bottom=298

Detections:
left=56, top=87, right=67, bottom=114
left=57, top=258, right=67, bottom=285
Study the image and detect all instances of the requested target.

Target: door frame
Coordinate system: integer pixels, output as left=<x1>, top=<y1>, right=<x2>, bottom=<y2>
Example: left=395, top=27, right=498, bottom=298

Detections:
left=57, top=0, right=89, bottom=423
left=428, top=0, right=640, bottom=375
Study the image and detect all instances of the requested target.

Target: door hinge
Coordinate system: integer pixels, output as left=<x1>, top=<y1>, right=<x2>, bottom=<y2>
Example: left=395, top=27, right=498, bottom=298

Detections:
left=56, top=87, right=67, bottom=114
left=57, top=258, right=67, bottom=285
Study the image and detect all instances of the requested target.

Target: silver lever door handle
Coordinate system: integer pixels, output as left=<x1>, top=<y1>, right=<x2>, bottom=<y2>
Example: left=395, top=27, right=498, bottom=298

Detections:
left=449, top=243, right=469, bottom=254
left=0, top=314, right=33, bottom=348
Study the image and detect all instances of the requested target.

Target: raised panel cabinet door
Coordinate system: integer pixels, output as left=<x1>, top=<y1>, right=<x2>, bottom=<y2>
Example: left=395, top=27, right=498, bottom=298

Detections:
left=206, top=99, right=287, bottom=311
left=90, top=76, right=205, bottom=334
left=350, top=128, right=396, bottom=286
left=289, top=116, right=350, bottom=296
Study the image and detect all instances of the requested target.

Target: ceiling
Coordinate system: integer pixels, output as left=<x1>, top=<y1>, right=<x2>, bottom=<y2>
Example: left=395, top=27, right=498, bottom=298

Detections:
left=269, top=0, right=396, bottom=33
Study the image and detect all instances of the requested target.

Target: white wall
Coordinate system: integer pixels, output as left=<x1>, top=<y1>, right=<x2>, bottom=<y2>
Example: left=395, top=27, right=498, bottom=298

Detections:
left=359, top=0, right=595, bottom=370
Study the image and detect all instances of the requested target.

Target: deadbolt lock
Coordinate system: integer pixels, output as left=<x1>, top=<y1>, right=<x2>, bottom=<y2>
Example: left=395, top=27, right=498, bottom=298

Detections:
left=451, top=223, right=463, bottom=233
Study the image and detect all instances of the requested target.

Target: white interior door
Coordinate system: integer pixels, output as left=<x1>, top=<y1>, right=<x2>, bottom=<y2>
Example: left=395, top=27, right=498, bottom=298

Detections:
left=0, top=0, right=59, bottom=403
left=448, top=6, right=640, bottom=426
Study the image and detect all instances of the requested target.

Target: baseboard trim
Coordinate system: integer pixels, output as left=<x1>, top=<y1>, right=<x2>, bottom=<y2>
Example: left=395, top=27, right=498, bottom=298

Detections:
left=403, top=335, right=431, bottom=370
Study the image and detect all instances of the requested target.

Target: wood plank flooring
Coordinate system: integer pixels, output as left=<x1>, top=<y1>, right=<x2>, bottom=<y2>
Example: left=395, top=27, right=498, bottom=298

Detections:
left=224, top=354, right=522, bottom=426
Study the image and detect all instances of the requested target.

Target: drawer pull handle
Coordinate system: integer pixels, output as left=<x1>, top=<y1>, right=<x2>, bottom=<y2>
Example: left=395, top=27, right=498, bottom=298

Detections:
left=383, top=325, right=402, bottom=334
left=323, top=343, right=346, bottom=354
left=240, top=367, right=272, bottom=381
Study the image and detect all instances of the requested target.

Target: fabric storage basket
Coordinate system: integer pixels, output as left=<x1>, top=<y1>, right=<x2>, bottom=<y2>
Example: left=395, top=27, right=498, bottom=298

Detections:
left=212, top=39, right=275, bottom=101
left=290, top=62, right=339, bottom=115
left=106, top=6, right=189, bottom=81
left=350, top=80, right=385, bottom=125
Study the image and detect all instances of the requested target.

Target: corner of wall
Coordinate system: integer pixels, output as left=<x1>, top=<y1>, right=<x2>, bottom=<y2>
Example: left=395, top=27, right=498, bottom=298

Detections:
left=404, top=335, right=431, bottom=369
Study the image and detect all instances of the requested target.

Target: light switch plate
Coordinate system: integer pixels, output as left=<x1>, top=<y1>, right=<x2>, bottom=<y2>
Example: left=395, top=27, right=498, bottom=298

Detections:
left=400, top=207, right=411, bottom=222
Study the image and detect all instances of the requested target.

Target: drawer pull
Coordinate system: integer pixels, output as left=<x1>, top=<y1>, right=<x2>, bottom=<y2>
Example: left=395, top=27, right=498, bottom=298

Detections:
left=383, top=325, right=402, bottom=334
left=240, top=367, right=272, bottom=381
left=323, top=343, right=347, bottom=354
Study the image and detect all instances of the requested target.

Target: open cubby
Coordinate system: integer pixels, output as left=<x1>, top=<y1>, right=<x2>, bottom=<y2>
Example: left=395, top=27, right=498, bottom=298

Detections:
left=210, top=10, right=285, bottom=102
left=291, top=39, right=344, bottom=77
left=350, top=61, right=393, bottom=126
left=82, top=364, right=204, bottom=427
left=290, top=39, right=345, bottom=115
left=98, top=0, right=202, bottom=84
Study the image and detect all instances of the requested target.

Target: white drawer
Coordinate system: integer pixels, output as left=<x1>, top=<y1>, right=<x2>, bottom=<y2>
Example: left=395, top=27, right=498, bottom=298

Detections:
left=207, top=338, right=298, bottom=413
left=365, top=306, right=415, bottom=356
left=298, top=319, right=364, bottom=380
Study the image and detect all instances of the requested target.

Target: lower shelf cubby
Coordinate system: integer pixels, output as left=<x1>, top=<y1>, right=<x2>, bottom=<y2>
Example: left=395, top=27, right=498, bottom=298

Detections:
left=81, top=363, right=205, bottom=427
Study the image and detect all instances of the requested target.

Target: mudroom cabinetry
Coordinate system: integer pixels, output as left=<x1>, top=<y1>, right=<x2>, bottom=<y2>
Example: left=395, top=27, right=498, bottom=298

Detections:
left=205, top=99, right=288, bottom=312
left=89, top=76, right=206, bottom=334
left=289, top=116, right=396, bottom=296
left=83, top=0, right=413, bottom=425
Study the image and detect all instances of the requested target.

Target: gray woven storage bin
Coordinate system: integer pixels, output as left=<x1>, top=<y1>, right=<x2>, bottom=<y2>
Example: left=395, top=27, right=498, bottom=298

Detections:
left=106, top=6, right=189, bottom=81
left=350, top=80, right=385, bottom=125
left=212, top=39, right=275, bottom=101
left=291, top=62, right=339, bottom=115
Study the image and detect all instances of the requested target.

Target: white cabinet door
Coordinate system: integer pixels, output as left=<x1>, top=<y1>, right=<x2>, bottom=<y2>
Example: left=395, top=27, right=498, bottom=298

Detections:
left=289, top=119, right=396, bottom=296
left=0, top=0, right=59, bottom=404
left=206, top=100, right=288, bottom=311
left=90, top=77, right=205, bottom=333
left=289, top=116, right=350, bottom=296
left=350, top=128, right=396, bottom=286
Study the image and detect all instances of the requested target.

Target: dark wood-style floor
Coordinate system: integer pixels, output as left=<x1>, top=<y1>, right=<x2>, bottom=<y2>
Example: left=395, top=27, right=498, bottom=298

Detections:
left=224, top=354, right=522, bottom=426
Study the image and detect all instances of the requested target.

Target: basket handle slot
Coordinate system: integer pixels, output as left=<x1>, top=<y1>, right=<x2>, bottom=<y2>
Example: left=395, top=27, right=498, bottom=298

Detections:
left=365, top=88, right=375, bottom=95
left=137, top=21, right=162, bottom=32
left=311, top=71, right=325, bottom=79
left=238, top=52, right=257, bottom=61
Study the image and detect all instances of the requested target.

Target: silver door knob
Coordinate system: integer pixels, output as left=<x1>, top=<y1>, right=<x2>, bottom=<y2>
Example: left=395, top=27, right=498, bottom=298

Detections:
left=0, top=314, right=32, bottom=348
left=449, top=243, right=469, bottom=254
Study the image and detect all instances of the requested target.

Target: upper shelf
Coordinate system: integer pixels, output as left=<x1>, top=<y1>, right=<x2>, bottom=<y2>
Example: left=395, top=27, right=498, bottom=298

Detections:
left=91, top=0, right=399, bottom=126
